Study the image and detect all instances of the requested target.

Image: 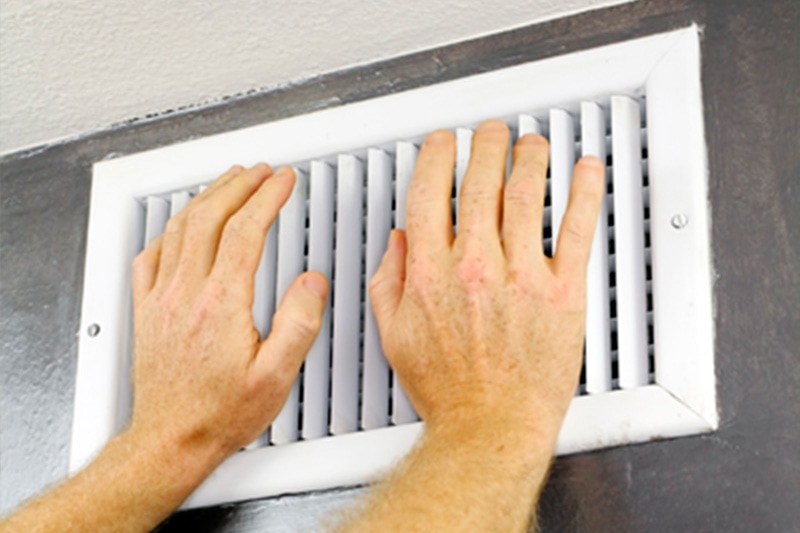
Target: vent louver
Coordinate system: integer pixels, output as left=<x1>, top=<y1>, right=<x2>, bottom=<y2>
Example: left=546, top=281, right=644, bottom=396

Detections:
left=71, top=26, right=715, bottom=509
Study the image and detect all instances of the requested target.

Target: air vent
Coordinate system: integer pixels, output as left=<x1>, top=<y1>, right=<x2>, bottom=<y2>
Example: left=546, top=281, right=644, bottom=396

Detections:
left=71, top=26, right=715, bottom=509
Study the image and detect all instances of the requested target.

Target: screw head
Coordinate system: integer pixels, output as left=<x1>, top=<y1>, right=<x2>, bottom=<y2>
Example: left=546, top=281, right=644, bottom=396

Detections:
left=87, top=324, right=101, bottom=337
left=671, top=213, right=689, bottom=229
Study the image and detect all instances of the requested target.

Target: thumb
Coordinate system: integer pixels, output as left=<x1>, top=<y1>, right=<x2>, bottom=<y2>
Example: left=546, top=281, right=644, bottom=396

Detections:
left=255, top=271, right=328, bottom=382
left=368, top=229, right=407, bottom=330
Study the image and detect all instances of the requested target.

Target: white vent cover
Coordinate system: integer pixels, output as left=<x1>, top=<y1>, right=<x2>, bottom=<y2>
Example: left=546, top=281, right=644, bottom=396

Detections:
left=71, top=26, right=715, bottom=509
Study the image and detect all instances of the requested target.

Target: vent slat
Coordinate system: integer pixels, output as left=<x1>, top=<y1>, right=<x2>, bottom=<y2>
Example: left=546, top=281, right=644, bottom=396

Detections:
left=549, top=109, right=575, bottom=254
left=144, top=196, right=169, bottom=245
left=246, top=218, right=279, bottom=448
left=252, top=222, right=278, bottom=340
left=362, top=149, right=393, bottom=430
left=582, top=102, right=613, bottom=394
left=302, top=161, right=335, bottom=440
left=392, top=142, right=420, bottom=425
left=270, top=168, right=309, bottom=444
left=331, top=155, right=365, bottom=435
left=611, top=96, right=649, bottom=389
left=170, top=191, right=191, bottom=216
left=517, top=113, right=542, bottom=136
left=604, top=181, right=651, bottom=217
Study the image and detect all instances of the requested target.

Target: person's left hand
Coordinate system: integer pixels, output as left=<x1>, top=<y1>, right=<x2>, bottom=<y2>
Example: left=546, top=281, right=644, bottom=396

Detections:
left=129, top=164, right=328, bottom=463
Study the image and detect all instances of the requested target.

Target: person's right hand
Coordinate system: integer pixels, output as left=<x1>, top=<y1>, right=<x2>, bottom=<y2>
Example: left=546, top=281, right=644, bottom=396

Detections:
left=369, top=120, right=605, bottom=446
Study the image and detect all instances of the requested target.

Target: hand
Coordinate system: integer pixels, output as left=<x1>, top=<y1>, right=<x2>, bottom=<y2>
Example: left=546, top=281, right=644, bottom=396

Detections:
left=0, top=164, right=331, bottom=533
left=369, top=120, right=605, bottom=444
left=130, top=164, right=328, bottom=462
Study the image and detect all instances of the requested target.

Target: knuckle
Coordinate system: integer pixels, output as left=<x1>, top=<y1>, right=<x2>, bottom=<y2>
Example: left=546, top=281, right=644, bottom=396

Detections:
left=157, top=285, right=182, bottom=321
left=406, top=180, right=436, bottom=207
left=132, top=251, right=151, bottom=273
left=199, top=281, right=226, bottom=308
left=561, top=218, right=590, bottom=249
left=547, top=277, right=584, bottom=312
left=277, top=309, right=320, bottom=340
left=548, top=278, right=570, bottom=306
left=526, top=157, right=549, bottom=179
left=163, top=214, right=183, bottom=235
left=219, top=222, right=247, bottom=252
left=189, top=284, right=224, bottom=326
left=508, top=265, right=537, bottom=294
left=224, top=211, right=258, bottom=241
left=504, top=177, right=537, bottom=206
left=368, top=272, right=387, bottom=299
left=186, top=200, right=224, bottom=227
left=406, top=255, right=433, bottom=285
left=460, top=183, right=496, bottom=205
left=456, top=250, right=494, bottom=288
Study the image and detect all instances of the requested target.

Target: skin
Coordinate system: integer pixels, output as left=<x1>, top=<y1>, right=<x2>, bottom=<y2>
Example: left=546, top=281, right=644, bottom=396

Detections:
left=0, top=120, right=604, bottom=532
left=338, top=122, right=604, bottom=531
left=0, top=164, right=330, bottom=532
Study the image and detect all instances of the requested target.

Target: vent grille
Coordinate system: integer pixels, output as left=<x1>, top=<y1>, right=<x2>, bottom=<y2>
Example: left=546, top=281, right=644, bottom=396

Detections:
left=71, top=26, right=715, bottom=509
left=137, top=96, right=654, bottom=448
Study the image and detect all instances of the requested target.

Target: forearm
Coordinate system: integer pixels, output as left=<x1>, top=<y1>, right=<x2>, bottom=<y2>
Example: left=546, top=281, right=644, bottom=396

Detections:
left=2, top=164, right=329, bottom=532
left=340, top=415, right=557, bottom=532
left=0, top=430, right=221, bottom=533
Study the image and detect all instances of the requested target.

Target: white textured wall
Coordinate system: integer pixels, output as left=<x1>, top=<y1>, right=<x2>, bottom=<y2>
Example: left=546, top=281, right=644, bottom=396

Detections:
left=0, top=0, right=633, bottom=155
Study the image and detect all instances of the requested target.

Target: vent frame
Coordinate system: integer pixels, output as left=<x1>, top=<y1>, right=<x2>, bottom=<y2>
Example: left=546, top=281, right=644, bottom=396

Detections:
left=71, top=26, right=715, bottom=509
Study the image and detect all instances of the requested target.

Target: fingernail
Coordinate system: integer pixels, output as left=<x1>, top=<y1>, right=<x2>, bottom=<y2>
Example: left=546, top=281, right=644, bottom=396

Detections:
left=477, top=119, right=509, bottom=133
left=387, top=229, right=404, bottom=256
left=581, top=155, right=605, bottom=170
left=425, top=130, right=453, bottom=145
left=517, top=133, right=548, bottom=146
left=275, top=166, right=296, bottom=181
left=304, top=272, right=328, bottom=299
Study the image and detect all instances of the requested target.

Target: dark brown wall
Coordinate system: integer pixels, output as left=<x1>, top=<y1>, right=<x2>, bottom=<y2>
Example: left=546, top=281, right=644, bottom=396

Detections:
left=1, top=1, right=798, bottom=531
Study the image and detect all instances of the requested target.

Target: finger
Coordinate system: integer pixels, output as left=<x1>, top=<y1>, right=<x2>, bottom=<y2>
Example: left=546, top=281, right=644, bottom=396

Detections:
left=197, top=164, right=248, bottom=199
left=176, top=163, right=275, bottom=280
left=210, top=167, right=295, bottom=296
left=132, top=234, right=162, bottom=305
left=502, top=134, right=550, bottom=265
left=153, top=164, right=252, bottom=287
left=553, top=156, right=606, bottom=280
left=255, top=271, right=328, bottom=382
left=456, top=119, right=509, bottom=241
left=368, top=229, right=407, bottom=329
left=405, top=130, right=455, bottom=256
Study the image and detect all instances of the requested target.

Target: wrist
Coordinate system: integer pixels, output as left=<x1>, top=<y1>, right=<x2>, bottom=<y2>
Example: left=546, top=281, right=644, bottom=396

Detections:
left=113, top=425, right=226, bottom=500
left=424, top=410, right=558, bottom=473
left=427, top=400, right=564, bottom=448
left=411, top=410, right=557, bottom=518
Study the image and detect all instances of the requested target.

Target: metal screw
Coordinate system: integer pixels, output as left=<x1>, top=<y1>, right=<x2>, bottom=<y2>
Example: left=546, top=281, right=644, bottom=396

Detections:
left=87, top=324, right=101, bottom=337
left=671, top=213, right=689, bottom=229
